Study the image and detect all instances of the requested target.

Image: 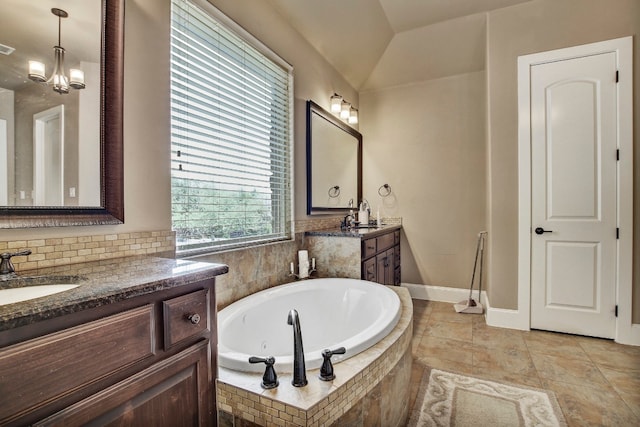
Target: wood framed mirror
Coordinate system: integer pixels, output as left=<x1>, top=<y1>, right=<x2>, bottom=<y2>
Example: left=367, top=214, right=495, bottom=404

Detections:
left=306, top=100, right=362, bottom=215
left=0, top=0, right=124, bottom=228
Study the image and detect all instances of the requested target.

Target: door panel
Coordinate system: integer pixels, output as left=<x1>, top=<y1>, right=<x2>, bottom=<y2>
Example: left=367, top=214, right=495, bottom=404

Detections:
left=530, top=52, right=617, bottom=338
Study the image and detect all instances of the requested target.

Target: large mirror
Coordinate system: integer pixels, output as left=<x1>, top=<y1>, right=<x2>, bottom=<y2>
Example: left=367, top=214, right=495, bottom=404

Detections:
left=0, top=0, right=124, bottom=228
left=306, top=100, right=362, bottom=215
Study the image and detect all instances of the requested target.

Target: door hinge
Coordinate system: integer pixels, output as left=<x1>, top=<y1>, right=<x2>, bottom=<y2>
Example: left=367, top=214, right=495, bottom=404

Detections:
left=616, top=228, right=619, bottom=239
left=616, top=70, right=619, bottom=83
left=615, top=305, right=618, bottom=317
left=617, top=149, right=619, bottom=161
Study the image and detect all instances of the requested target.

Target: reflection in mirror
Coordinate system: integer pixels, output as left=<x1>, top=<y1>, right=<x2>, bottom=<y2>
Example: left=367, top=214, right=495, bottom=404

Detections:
left=0, top=0, right=101, bottom=207
left=306, top=100, right=362, bottom=215
left=0, top=0, right=124, bottom=228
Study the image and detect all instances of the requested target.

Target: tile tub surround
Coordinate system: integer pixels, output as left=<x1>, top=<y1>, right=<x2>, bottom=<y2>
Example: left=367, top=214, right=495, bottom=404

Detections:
left=0, top=255, right=228, bottom=332
left=1, top=230, right=176, bottom=272
left=217, top=286, right=413, bottom=427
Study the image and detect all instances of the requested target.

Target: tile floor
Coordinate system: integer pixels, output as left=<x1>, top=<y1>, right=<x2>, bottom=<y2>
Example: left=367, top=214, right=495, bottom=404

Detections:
left=409, top=299, right=640, bottom=426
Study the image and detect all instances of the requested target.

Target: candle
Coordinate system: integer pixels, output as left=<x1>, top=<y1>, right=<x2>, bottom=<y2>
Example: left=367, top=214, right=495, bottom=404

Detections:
left=290, top=262, right=294, bottom=274
left=311, top=257, right=316, bottom=269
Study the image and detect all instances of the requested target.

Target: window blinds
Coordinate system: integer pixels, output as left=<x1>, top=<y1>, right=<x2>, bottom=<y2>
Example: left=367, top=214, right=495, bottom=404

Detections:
left=170, top=0, right=293, bottom=254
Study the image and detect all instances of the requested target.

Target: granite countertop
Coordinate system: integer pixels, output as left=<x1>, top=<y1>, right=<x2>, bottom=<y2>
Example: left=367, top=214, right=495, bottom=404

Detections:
left=305, top=224, right=401, bottom=239
left=0, top=256, right=228, bottom=332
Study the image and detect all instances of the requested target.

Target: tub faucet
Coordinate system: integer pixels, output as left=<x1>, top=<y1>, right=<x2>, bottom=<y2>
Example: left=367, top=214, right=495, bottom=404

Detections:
left=287, top=309, right=307, bottom=387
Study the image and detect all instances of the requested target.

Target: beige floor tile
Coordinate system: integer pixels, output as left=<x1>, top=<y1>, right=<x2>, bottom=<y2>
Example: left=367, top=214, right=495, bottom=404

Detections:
left=544, top=379, right=638, bottom=426
left=416, top=335, right=473, bottom=365
left=598, top=366, right=640, bottom=418
left=578, top=337, right=640, bottom=371
left=472, top=344, right=538, bottom=377
left=428, top=309, right=475, bottom=324
left=524, top=330, right=590, bottom=360
left=472, top=324, right=529, bottom=352
left=414, top=355, right=474, bottom=376
left=423, top=318, right=473, bottom=342
left=530, top=352, right=608, bottom=388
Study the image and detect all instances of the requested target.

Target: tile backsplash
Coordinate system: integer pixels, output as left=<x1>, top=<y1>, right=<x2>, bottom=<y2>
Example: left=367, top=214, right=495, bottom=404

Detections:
left=1, top=230, right=176, bottom=272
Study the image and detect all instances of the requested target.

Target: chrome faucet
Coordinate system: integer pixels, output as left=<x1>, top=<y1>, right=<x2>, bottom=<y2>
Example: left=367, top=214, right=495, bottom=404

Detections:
left=0, top=249, right=32, bottom=276
left=287, top=309, right=307, bottom=387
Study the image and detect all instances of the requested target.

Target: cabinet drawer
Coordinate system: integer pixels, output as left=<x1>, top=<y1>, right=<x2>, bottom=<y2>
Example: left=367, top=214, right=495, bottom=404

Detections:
left=0, top=305, right=155, bottom=425
left=377, top=232, right=395, bottom=252
left=362, top=237, right=377, bottom=259
left=163, top=289, right=209, bottom=350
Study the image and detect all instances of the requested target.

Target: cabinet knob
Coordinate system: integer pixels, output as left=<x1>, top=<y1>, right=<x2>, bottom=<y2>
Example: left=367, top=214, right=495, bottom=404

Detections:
left=187, top=313, right=201, bottom=325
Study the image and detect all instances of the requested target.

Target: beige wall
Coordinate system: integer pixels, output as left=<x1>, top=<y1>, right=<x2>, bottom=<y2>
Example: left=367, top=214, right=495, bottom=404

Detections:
left=486, top=0, right=640, bottom=317
left=360, top=71, right=487, bottom=287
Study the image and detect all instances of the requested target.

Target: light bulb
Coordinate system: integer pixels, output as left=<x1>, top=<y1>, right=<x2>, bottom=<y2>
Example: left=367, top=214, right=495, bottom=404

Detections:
left=340, top=100, right=350, bottom=119
left=330, top=94, right=342, bottom=113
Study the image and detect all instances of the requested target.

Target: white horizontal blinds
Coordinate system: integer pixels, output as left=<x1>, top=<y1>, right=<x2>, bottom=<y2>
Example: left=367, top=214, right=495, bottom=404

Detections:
left=170, top=0, right=292, bottom=254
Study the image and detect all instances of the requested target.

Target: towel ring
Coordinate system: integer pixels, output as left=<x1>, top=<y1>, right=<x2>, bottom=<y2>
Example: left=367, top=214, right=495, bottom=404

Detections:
left=328, top=185, right=340, bottom=198
left=378, top=184, right=392, bottom=197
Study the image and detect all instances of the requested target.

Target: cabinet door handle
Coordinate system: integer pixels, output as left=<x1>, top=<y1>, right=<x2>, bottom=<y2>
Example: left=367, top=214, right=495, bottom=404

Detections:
left=186, top=313, right=201, bottom=325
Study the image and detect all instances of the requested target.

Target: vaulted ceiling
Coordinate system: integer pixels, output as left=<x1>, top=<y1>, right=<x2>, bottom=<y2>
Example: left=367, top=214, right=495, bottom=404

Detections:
left=266, top=0, right=533, bottom=90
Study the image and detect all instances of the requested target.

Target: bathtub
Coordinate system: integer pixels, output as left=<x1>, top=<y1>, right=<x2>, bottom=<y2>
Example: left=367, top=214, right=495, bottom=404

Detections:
left=217, top=278, right=401, bottom=373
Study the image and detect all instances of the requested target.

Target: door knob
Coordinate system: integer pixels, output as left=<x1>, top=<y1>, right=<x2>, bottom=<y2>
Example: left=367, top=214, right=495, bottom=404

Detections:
left=534, top=227, right=553, bottom=235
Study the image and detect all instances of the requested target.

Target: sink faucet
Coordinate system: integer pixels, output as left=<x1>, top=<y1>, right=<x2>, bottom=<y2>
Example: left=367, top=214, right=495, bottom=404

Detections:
left=0, top=249, right=32, bottom=276
left=287, top=309, right=307, bottom=387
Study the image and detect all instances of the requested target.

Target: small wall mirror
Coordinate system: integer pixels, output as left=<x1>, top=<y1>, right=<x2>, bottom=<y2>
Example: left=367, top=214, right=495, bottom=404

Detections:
left=306, top=100, right=362, bottom=215
left=0, top=0, right=124, bottom=228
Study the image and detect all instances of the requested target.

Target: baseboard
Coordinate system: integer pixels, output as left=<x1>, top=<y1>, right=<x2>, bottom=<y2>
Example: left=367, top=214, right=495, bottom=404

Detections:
left=483, top=295, right=530, bottom=331
left=401, top=283, right=529, bottom=331
left=401, top=283, right=487, bottom=305
left=617, top=323, right=640, bottom=346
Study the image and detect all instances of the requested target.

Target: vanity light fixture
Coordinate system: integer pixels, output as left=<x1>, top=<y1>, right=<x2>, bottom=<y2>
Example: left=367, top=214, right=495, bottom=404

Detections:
left=330, top=93, right=343, bottom=113
left=28, top=8, right=85, bottom=94
left=330, top=93, right=358, bottom=124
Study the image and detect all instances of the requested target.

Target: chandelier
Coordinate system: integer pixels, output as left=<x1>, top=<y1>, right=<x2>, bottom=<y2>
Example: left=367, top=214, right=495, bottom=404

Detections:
left=28, top=8, right=85, bottom=94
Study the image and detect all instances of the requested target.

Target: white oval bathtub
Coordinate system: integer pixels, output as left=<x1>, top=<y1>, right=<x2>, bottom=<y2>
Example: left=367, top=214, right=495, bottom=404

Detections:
left=217, top=278, right=401, bottom=373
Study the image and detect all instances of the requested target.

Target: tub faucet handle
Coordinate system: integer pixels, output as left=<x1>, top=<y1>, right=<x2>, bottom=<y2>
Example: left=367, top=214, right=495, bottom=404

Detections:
left=319, top=347, right=346, bottom=381
left=249, top=356, right=279, bottom=389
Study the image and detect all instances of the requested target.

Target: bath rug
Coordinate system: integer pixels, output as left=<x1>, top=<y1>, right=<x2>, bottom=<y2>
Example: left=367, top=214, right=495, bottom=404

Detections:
left=408, top=368, right=567, bottom=427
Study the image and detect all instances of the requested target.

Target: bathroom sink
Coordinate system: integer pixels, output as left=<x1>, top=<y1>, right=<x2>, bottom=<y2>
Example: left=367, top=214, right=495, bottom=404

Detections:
left=0, top=285, right=79, bottom=306
left=0, top=275, right=84, bottom=306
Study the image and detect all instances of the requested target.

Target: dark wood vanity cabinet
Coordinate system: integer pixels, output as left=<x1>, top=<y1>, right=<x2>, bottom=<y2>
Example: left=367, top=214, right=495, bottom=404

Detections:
left=361, top=229, right=401, bottom=286
left=0, top=280, right=217, bottom=427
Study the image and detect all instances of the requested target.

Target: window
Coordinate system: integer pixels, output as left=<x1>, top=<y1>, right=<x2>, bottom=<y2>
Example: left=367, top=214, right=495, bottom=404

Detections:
left=170, top=0, right=293, bottom=255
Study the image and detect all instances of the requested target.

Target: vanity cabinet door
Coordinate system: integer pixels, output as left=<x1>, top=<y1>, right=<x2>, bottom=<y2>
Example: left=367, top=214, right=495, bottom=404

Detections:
left=363, top=257, right=377, bottom=282
left=35, top=340, right=213, bottom=427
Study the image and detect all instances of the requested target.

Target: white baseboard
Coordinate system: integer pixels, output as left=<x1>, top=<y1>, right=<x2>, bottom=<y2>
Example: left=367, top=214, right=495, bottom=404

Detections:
left=401, top=283, right=487, bottom=305
left=401, top=283, right=529, bottom=331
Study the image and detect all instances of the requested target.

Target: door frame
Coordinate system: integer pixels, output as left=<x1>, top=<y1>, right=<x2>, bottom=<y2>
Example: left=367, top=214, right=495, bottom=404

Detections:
left=517, top=36, right=635, bottom=345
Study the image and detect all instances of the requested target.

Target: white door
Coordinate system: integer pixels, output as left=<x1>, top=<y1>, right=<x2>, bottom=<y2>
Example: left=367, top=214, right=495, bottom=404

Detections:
left=530, top=52, right=617, bottom=339
left=33, top=105, right=65, bottom=206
